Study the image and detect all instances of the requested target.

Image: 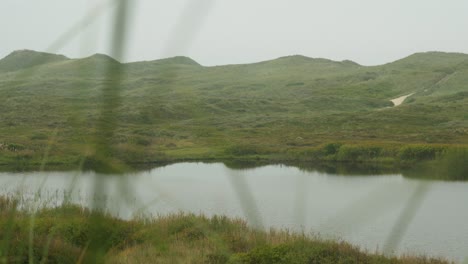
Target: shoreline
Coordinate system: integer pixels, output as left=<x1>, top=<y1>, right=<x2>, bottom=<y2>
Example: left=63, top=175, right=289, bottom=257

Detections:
left=0, top=197, right=452, bottom=263
left=1, top=144, right=466, bottom=181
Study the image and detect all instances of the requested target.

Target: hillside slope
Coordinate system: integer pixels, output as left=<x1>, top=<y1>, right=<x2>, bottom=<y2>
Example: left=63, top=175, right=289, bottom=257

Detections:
left=0, top=50, right=467, bottom=167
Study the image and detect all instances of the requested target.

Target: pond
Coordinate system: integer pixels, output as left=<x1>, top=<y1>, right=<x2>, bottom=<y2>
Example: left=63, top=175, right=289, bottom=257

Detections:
left=1, top=162, right=467, bottom=262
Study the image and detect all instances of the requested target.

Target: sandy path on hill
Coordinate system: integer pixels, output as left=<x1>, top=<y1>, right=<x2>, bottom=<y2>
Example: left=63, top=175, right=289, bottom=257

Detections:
left=390, top=93, right=414, bottom=106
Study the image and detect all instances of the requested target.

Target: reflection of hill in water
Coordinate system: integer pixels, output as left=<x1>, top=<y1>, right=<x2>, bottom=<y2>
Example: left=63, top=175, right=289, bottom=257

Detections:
left=402, top=148, right=468, bottom=181
left=223, top=160, right=399, bottom=176
left=222, top=157, right=468, bottom=181
left=216, top=160, right=399, bottom=176
left=287, top=162, right=399, bottom=176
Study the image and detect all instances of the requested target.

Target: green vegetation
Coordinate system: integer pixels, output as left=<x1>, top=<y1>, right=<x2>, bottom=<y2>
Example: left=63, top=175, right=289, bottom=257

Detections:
left=0, top=49, right=464, bottom=263
left=0, top=197, right=450, bottom=264
left=0, top=50, right=467, bottom=171
left=402, top=148, right=468, bottom=181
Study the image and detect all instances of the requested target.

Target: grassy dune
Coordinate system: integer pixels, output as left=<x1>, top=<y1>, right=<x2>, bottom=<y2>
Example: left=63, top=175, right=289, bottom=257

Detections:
left=0, top=50, right=467, bottom=170
left=0, top=197, right=450, bottom=264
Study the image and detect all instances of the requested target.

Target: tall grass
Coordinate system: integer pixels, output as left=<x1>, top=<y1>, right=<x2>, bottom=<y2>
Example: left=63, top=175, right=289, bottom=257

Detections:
left=0, top=200, right=451, bottom=264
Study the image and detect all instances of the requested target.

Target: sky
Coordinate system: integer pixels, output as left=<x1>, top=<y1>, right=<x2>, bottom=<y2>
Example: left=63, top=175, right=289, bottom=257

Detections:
left=1, top=0, right=468, bottom=66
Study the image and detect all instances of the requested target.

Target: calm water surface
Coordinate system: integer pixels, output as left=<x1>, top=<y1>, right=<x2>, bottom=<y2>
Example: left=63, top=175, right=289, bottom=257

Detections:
left=0, top=163, right=467, bottom=262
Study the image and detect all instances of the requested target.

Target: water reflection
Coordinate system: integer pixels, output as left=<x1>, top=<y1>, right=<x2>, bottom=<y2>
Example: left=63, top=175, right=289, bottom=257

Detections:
left=0, top=162, right=467, bottom=261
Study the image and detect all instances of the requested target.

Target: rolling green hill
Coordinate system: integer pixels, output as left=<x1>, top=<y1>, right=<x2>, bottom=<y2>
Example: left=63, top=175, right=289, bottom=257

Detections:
left=0, top=50, right=467, bottom=169
left=0, top=50, right=69, bottom=73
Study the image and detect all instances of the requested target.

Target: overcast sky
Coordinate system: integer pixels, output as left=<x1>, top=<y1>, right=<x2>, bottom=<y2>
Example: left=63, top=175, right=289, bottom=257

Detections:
left=1, top=0, right=468, bottom=66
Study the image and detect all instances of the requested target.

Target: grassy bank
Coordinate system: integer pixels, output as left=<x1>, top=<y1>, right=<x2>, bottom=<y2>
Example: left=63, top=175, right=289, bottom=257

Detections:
left=0, top=197, right=450, bottom=264
left=1, top=142, right=467, bottom=180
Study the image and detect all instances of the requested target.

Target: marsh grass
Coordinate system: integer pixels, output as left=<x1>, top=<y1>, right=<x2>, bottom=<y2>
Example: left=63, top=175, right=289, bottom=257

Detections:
left=402, top=147, right=468, bottom=181
left=0, top=199, right=452, bottom=264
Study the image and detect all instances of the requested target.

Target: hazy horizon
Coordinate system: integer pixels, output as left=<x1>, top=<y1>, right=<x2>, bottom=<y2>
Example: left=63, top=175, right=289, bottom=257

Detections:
left=3, top=48, right=468, bottom=67
left=1, top=0, right=468, bottom=66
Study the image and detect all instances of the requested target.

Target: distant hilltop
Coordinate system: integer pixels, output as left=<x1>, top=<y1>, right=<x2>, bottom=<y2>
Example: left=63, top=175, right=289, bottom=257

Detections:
left=2, top=49, right=467, bottom=72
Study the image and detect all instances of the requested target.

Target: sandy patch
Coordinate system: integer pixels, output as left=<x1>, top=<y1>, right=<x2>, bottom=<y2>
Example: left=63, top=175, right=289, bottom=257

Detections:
left=391, top=93, right=414, bottom=106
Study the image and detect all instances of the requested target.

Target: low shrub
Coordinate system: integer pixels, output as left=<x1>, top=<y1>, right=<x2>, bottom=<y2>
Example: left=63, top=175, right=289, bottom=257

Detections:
left=336, top=145, right=382, bottom=162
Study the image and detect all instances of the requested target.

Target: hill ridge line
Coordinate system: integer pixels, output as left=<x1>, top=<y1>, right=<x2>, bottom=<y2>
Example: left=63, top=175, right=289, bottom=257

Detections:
left=2, top=49, right=468, bottom=68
